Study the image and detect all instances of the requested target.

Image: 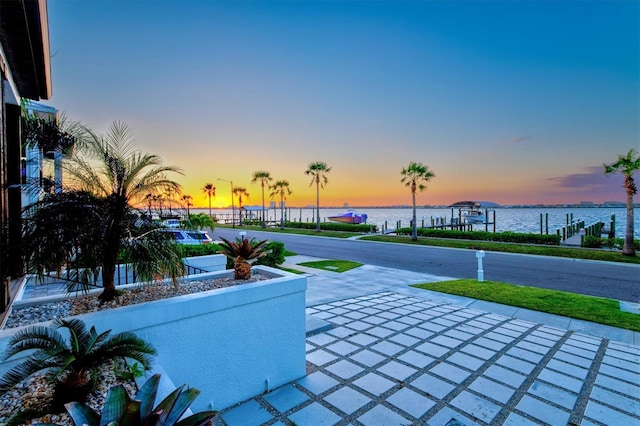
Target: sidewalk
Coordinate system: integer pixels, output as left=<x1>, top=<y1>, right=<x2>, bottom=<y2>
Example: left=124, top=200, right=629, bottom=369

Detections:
left=216, top=256, right=640, bottom=425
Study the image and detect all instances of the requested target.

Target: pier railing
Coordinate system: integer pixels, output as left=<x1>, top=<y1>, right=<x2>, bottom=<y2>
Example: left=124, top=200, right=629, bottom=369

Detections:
left=555, top=214, right=615, bottom=247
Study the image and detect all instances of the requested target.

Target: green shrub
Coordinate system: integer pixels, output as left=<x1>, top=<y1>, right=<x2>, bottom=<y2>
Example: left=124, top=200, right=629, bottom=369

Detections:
left=583, top=236, right=640, bottom=250
left=396, top=228, right=560, bottom=245
left=284, top=221, right=377, bottom=233
left=179, top=243, right=223, bottom=257
left=255, top=241, right=286, bottom=267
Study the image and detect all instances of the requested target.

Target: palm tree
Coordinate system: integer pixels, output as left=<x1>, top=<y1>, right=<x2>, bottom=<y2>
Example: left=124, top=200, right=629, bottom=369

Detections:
left=181, top=194, right=193, bottom=217
left=305, top=161, right=331, bottom=232
left=22, top=122, right=185, bottom=301
left=233, top=186, right=250, bottom=226
left=251, top=170, right=272, bottom=228
left=401, top=161, right=435, bottom=241
left=201, top=183, right=216, bottom=218
left=270, top=180, right=292, bottom=229
left=0, top=318, right=156, bottom=412
left=604, top=149, right=640, bottom=256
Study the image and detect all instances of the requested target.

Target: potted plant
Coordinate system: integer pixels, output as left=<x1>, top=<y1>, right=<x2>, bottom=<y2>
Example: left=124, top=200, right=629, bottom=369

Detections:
left=218, top=237, right=270, bottom=279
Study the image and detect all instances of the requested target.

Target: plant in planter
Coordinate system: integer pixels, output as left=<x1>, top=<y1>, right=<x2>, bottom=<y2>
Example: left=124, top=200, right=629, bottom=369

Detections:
left=218, top=237, right=270, bottom=279
left=63, top=373, right=217, bottom=426
left=0, top=318, right=156, bottom=419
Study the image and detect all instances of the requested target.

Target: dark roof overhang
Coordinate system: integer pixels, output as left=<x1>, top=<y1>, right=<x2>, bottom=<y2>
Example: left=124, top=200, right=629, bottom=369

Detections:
left=0, top=0, right=52, bottom=100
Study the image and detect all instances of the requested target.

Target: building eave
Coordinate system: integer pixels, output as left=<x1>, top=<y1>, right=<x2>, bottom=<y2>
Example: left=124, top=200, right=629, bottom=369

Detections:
left=0, top=0, right=52, bottom=100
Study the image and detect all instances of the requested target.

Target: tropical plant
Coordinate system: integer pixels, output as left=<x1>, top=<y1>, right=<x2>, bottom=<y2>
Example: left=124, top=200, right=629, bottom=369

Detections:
left=254, top=241, right=286, bottom=267
left=201, top=183, right=216, bottom=218
left=251, top=170, right=272, bottom=228
left=21, top=122, right=185, bottom=301
left=218, top=236, right=270, bottom=279
left=181, top=194, right=193, bottom=217
left=401, top=162, right=435, bottom=241
left=63, top=373, right=217, bottom=426
left=233, top=186, right=250, bottom=226
left=0, top=318, right=156, bottom=413
left=305, top=161, right=331, bottom=232
left=186, top=212, right=216, bottom=230
left=604, top=149, right=640, bottom=256
left=270, top=180, right=292, bottom=229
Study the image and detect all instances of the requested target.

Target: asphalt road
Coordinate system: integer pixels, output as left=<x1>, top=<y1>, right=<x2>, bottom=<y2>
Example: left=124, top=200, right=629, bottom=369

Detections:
left=215, top=228, right=640, bottom=303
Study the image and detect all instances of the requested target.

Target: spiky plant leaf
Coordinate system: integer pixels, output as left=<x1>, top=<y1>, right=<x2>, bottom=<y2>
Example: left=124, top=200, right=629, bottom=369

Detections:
left=99, top=384, right=131, bottom=425
left=136, top=373, right=161, bottom=419
left=64, top=401, right=100, bottom=426
left=149, top=385, right=185, bottom=424
left=160, top=387, right=201, bottom=425
left=175, top=410, right=219, bottom=426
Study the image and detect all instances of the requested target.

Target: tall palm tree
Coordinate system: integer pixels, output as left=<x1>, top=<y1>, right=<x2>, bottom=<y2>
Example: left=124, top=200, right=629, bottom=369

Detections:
left=181, top=194, right=193, bottom=217
left=22, top=122, right=185, bottom=301
left=401, top=161, right=435, bottom=241
left=251, top=170, right=272, bottom=228
left=604, top=149, right=640, bottom=256
left=305, top=161, right=331, bottom=232
left=233, top=186, right=250, bottom=226
left=201, top=183, right=216, bottom=218
left=270, top=180, right=292, bottom=229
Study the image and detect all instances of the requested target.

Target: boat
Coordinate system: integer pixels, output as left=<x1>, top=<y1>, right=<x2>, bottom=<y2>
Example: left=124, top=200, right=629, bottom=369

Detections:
left=464, top=210, right=486, bottom=224
left=449, top=201, right=486, bottom=225
left=327, top=210, right=368, bottom=224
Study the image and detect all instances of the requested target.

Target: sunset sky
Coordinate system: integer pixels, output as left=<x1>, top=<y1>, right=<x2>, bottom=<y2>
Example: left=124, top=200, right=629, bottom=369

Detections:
left=42, top=1, right=638, bottom=208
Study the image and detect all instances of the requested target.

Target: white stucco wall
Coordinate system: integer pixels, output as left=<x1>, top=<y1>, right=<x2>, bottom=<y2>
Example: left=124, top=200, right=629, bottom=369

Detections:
left=0, top=266, right=307, bottom=411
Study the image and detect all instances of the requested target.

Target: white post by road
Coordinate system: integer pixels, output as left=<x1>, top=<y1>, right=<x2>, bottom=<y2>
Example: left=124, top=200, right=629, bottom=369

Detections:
left=239, top=231, right=247, bottom=241
left=476, top=250, right=485, bottom=282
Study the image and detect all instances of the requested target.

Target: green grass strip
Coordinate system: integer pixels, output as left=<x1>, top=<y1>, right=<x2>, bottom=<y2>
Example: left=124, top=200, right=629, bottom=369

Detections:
left=216, top=224, right=361, bottom=238
left=277, top=266, right=306, bottom=275
left=298, top=260, right=363, bottom=273
left=412, top=279, right=640, bottom=331
left=362, top=235, right=640, bottom=264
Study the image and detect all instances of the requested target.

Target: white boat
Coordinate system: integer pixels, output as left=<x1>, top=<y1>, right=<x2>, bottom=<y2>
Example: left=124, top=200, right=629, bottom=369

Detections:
left=464, top=210, right=486, bottom=224
left=449, top=201, right=486, bottom=225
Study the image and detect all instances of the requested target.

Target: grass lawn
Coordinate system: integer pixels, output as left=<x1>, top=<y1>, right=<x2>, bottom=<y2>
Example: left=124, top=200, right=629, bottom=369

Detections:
left=362, top=235, right=640, bottom=265
left=297, top=259, right=363, bottom=273
left=412, top=279, right=640, bottom=332
left=277, top=266, right=306, bottom=274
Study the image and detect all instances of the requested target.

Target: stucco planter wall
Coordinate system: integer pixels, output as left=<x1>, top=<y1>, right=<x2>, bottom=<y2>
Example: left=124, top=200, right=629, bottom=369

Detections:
left=0, top=266, right=307, bottom=411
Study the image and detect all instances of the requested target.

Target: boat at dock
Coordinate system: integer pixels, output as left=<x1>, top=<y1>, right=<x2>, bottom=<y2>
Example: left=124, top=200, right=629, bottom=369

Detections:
left=449, top=201, right=487, bottom=224
left=327, top=210, right=368, bottom=224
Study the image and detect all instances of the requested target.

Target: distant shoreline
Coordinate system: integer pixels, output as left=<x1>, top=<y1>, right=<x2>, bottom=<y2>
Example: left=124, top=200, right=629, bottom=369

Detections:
left=197, top=204, right=635, bottom=210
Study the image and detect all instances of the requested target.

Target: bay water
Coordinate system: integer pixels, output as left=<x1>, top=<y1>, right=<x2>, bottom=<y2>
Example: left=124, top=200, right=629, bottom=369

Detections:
left=189, top=206, right=638, bottom=239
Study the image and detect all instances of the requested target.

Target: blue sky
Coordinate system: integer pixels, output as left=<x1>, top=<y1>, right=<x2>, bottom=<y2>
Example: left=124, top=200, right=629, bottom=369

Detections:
left=44, top=0, right=639, bottom=207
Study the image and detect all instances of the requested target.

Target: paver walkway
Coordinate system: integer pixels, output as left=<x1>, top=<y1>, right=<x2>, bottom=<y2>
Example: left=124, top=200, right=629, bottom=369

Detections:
left=218, top=291, right=640, bottom=425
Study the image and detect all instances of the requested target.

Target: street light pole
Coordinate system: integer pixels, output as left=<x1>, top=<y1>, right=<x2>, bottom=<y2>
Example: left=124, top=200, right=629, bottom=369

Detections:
left=217, top=178, right=235, bottom=228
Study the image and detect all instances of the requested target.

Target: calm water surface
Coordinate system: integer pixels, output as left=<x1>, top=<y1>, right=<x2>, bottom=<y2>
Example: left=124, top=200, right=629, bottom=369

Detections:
left=191, top=207, right=638, bottom=239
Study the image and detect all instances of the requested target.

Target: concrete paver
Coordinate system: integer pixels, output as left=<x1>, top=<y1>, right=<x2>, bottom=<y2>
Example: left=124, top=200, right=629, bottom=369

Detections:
left=216, top=259, right=640, bottom=425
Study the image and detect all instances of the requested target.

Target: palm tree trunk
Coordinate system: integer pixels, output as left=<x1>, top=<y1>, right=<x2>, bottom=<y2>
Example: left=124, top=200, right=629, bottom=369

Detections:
left=208, top=196, right=212, bottom=218
left=623, top=191, right=636, bottom=256
left=280, top=194, right=285, bottom=229
left=411, top=189, right=417, bottom=241
left=261, top=183, right=266, bottom=228
left=316, top=179, right=321, bottom=232
left=100, top=246, right=118, bottom=301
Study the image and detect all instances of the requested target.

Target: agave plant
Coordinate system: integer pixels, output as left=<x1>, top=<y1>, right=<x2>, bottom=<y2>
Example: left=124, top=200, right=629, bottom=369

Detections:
left=0, top=318, right=156, bottom=412
left=218, top=237, right=270, bottom=279
left=64, top=373, right=217, bottom=426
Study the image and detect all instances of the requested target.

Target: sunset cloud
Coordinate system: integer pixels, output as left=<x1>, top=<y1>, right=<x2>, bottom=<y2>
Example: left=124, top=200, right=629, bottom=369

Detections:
left=508, top=136, right=533, bottom=144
